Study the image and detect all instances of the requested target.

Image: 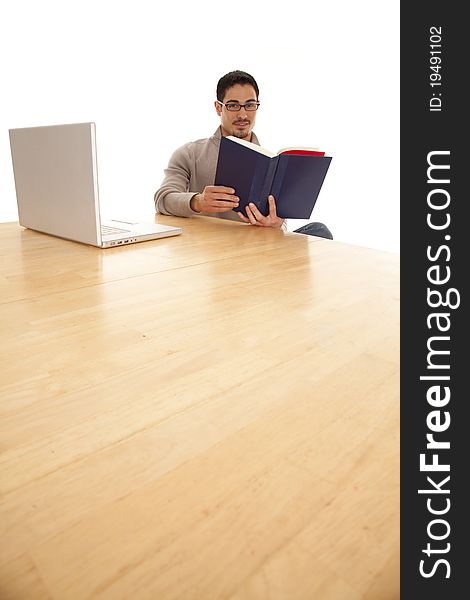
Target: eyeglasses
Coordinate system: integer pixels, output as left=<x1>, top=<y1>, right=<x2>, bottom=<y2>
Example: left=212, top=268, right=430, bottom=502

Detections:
left=217, top=100, right=260, bottom=112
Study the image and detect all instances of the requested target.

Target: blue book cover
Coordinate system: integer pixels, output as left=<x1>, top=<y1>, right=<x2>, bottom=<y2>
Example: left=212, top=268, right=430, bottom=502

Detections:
left=214, top=136, right=332, bottom=219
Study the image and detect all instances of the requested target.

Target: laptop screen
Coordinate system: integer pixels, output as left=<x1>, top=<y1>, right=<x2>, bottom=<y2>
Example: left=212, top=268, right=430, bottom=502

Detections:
left=9, top=122, right=102, bottom=245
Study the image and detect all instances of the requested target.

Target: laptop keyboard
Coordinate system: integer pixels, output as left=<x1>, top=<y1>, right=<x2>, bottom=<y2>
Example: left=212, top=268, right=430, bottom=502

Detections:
left=101, top=224, right=131, bottom=235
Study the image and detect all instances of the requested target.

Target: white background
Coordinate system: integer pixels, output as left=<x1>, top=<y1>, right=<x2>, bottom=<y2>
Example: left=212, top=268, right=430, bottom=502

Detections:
left=0, top=0, right=399, bottom=252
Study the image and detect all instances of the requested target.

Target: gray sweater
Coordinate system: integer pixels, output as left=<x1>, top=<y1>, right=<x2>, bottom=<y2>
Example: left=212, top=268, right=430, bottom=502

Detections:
left=154, top=127, right=260, bottom=221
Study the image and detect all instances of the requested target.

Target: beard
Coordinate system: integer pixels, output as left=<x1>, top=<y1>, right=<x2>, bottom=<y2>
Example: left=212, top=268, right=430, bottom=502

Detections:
left=231, top=120, right=251, bottom=139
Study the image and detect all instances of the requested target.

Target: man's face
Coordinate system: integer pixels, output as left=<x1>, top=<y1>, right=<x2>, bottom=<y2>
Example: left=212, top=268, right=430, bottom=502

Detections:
left=215, top=84, right=258, bottom=140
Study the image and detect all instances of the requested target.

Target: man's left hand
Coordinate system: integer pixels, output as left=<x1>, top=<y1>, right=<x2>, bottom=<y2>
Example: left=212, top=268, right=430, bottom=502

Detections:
left=237, top=195, right=285, bottom=229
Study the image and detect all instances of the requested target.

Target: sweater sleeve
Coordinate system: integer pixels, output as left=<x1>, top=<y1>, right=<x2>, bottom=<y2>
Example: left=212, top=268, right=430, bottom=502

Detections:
left=154, top=144, right=198, bottom=217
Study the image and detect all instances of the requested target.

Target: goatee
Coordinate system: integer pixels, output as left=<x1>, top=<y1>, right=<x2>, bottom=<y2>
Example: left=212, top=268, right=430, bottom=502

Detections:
left=232, top=128, right=250, bottom=139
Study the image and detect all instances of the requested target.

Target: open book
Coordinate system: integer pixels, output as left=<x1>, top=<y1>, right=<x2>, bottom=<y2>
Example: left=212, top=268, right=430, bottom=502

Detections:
left=214, top=136, right=332, bottom=219
left=230, top=137, right=325, bottom=157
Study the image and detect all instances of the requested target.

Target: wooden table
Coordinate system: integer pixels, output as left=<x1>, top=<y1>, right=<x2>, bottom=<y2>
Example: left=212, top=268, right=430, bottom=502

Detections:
left=0, top=217, right=399, bottom=599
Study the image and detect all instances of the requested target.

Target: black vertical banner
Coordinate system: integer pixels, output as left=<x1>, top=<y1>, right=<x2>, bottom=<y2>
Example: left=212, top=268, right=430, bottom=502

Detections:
left=401, top=2, right=467, bottom=598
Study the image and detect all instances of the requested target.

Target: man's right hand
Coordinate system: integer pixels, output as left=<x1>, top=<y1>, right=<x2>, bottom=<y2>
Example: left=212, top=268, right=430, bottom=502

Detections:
left=190, top=186, right=239, bottom=214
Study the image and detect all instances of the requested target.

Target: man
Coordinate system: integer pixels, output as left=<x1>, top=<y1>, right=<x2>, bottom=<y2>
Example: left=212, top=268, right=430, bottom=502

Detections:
left=154, top=70, right=284, bottom=229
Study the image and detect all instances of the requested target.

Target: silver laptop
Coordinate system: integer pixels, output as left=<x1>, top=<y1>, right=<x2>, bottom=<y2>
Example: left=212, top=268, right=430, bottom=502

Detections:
left=9, top=122, right=182, bottom=247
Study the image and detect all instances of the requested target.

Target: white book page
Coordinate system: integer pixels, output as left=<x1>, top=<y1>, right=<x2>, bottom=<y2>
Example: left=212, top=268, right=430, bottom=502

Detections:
left=227, top=137, right=322, bottom=156
left=226, top=135, right=276, bottom=158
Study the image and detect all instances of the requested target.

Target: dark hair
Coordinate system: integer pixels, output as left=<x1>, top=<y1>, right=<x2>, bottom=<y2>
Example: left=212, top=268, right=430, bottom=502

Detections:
left=216, top=70, right=259, bottom=102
